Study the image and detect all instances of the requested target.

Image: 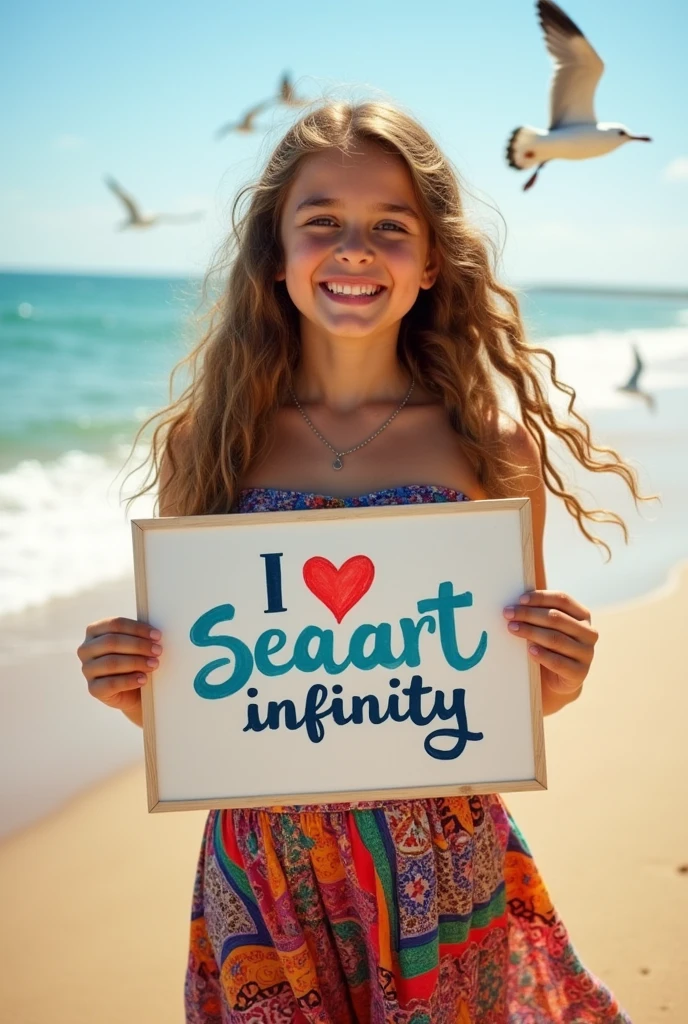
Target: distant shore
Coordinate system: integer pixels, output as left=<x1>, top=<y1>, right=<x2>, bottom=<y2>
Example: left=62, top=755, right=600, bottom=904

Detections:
left=2, top=266, right=688, bottom=299
left=523, top=283, right=688, bottom=300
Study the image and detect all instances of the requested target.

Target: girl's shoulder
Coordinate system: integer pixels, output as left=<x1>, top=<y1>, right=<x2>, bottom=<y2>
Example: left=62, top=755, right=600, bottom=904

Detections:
left=483, top=406, right=539, bottom=461
left=487, top=409, right=545, bottom=501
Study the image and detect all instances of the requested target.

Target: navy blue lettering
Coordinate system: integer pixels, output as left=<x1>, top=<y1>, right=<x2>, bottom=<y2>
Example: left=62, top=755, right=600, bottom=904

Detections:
left=260, top=553, right=286, bottom=613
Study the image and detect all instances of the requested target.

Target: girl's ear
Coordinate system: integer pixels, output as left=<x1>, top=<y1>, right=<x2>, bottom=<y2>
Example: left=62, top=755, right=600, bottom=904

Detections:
left=420, top=248, right=440, bottom=290
left=275, top=267, right=286, bottom=282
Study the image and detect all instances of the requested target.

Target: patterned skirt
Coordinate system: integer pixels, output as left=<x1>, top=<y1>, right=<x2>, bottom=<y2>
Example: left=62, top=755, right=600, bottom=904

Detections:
left=184, top=797, right=631, bottom=1023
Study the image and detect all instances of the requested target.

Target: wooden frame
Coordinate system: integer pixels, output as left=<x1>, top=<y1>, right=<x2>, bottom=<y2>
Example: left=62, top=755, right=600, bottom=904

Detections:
left=132, top=498, right=546, bottom=813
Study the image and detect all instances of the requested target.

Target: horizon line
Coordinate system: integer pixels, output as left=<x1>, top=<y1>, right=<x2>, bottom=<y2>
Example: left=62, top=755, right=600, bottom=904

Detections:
left=1, top=265, right=687, bottom=299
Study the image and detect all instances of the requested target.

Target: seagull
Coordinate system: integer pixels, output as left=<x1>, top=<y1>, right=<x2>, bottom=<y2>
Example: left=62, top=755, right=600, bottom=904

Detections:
left=616, top=342, right=656, bottom=411
left=506, top=0, right=652, bottom=191
left=277, top=72, right=308, bottom=108
left=215, top=99, right=271, bottom=139
left=104, top=177, right=205, bottom=230
left=215, top=74, right=308, bottom=141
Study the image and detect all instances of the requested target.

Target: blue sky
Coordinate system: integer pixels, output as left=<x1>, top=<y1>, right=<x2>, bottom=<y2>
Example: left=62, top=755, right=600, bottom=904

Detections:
left=3, top=0, right=687, bottom=286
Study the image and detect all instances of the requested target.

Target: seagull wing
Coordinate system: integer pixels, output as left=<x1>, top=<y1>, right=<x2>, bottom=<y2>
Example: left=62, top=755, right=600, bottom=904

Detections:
left=624, top=345, right=644, bottom=390
left=243, top=97, right=273, bottom=127
left=537, top=0, right=605, bottom=128
left=215, top=98, right=271, bottom=138
left=279, top=72, right=292, bottom=102
left=104, top=176, right=142, bottom=220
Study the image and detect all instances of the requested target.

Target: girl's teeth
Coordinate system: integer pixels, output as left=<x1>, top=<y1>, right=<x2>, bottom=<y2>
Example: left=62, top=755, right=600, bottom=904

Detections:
left=324, top=282, right=381, bottom=296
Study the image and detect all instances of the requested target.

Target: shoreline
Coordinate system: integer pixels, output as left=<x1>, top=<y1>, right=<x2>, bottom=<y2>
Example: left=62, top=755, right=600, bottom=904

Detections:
left=0, top=561, right=686, bottom=1022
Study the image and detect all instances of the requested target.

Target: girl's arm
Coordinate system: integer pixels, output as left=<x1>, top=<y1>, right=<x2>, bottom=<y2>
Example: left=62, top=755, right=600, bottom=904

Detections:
left=502, top=420, right=598, bottom=717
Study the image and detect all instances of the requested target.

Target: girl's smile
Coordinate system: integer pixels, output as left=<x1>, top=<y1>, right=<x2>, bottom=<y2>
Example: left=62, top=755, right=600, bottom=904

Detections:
left=318, top=279, right=388, bottom=305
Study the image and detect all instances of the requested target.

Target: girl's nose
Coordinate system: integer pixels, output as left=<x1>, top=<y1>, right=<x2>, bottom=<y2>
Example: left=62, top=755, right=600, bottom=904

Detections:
left=334, top=229, right=374, bottom=264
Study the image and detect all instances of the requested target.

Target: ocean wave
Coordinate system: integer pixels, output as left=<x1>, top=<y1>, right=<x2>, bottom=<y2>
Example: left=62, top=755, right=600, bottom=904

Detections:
left=0, top=449, right=155, bottom=615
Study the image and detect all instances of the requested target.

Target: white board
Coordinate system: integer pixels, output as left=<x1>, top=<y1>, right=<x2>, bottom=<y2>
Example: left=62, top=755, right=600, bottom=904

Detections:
left=132, top=499, right=546, bottom=811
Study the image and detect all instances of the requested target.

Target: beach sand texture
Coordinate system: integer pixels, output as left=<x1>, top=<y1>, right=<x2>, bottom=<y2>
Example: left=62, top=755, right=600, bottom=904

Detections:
left=0, top=564, right=687, bottom=1022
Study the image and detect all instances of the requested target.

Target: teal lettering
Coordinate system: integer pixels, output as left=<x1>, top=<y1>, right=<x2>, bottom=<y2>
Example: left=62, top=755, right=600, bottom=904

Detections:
left=190, top=603, right=253, bottom=699
left=417, top=582, right=487, bottom=670
left=399, top=614, right=436, bottom=667
left=349, top=622, right=405, bottom=670
left=293, top=625, right=351, bottom=674
left=254, top=629, right=294, bottom=676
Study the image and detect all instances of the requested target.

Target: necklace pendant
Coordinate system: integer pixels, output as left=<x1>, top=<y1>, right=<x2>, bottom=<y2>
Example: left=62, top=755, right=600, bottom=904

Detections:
left=332, top=456, right=344, bottom=471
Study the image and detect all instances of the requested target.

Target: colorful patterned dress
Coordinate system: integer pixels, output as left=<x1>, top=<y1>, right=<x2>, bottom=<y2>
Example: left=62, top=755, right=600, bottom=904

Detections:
left=185, top=485, right=631, bottom=1024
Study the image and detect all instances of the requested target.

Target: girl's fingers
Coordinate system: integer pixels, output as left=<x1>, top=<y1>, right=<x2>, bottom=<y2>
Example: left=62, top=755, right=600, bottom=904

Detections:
left=91, top=679, right=143, bottom=712
left=506, top=621, right=589, bottom=660
left=530, top=651, right=585, bottom=693
left=84, top=616, right=161, bottom=643
left=89, top=671, right=149, bottom=703
left=503, top=606, right=598, bottom=645
left=78, top=631, right=162, bottom=664
left=85, top=652, right=159, bottom=687
left=517, top=590, right=591, bottom=623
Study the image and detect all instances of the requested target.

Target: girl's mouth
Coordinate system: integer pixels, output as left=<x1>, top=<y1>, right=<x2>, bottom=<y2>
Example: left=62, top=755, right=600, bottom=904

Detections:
left=318, top=282, right=387, bottom=305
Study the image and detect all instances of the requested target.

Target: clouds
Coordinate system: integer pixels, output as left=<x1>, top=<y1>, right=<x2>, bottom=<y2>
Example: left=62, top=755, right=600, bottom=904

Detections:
left=663, top=157, right=688, bottom=183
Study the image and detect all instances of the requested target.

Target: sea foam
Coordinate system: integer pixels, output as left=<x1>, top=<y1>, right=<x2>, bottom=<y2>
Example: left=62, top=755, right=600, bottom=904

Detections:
left=0, top=447, right=155, bottom=615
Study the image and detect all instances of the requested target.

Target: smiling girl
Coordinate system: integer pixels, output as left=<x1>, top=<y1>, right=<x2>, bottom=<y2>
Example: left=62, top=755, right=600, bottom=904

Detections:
left=77, top=101, right=643, bottom=1022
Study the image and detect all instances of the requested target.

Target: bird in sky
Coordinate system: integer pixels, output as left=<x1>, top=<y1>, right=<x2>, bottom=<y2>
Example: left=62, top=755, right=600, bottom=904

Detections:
left=104, top=177, right=205, bottom=230
left=215, top=73, right=308, bottom=141
left=277, top=72, right=308, bottom=108
left=215, top=99, right=271, bottom=139
left=616, top=342, right=656, bottom=411
left=506, top=0, right=652, bottom=191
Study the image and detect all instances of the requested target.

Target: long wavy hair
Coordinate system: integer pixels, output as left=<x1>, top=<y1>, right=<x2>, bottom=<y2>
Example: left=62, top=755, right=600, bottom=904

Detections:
left=125, top=99, right=651, bottom=556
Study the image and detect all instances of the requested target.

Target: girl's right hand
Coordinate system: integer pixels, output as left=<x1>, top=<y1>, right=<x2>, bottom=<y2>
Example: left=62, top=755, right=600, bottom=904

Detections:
left=77, top=616, right=163, bottom=726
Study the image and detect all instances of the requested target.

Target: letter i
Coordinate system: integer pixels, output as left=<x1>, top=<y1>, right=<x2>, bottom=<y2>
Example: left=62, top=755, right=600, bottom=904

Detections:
left=260, top=553, right=287, bottom=613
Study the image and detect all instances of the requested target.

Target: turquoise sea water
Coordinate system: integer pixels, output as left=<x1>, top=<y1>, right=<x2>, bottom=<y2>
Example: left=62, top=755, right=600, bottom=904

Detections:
left=1, top=270, right=688, bottom=614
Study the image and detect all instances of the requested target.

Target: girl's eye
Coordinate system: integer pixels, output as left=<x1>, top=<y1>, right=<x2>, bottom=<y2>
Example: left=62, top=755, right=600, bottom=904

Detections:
left=305, top=217, right=406, bottom=232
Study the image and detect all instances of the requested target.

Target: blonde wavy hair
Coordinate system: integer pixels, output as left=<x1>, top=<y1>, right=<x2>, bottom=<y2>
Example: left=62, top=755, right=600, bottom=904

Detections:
left=125, top=99, right=651, bottom=556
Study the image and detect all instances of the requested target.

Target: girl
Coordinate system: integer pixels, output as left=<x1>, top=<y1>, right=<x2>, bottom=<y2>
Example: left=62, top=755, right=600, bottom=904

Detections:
left=77, top=101, right=644, bottom=1023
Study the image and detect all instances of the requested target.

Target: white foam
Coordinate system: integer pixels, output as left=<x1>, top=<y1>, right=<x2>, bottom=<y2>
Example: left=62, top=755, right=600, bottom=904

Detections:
left=0, top=448, right=155, bottom=615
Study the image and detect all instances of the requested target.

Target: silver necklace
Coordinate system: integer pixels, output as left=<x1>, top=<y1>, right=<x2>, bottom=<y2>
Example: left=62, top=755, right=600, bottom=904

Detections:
left=289, top=378, right=415, bottom=471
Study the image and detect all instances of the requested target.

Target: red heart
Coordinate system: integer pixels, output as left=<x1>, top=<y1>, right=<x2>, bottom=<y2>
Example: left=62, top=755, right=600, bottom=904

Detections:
left=303, top=555, right=375, bottom=624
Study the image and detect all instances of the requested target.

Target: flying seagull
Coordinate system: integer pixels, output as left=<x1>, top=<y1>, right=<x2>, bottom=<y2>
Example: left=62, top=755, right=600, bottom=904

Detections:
left=277, top=72, right=308, bottom=108
left=215, top=99, right=271, bottom=139
left=104, top=177, right=205, bottom=230
left=506, top=0, right=652, bottom=191
left=215, top=73, right=309, bottom=141
left=616, top=342, right=655, bottom=411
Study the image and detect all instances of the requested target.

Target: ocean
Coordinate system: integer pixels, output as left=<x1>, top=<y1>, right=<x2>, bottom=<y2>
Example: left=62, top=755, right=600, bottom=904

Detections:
left=2, top=270, right=688, bottom=617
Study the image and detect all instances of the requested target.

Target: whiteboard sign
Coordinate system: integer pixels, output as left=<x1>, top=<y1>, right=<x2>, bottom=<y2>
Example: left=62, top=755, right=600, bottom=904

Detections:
left=132, top=499, right=546, bottom=812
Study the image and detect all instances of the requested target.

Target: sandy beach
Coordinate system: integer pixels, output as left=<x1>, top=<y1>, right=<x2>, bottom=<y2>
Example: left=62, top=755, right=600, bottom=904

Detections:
left=0, top=562, right=686, bottom=1023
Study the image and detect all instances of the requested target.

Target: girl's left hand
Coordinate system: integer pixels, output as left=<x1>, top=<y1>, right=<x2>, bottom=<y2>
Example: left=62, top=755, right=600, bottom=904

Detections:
left=503, top=590, right=599, bottom=697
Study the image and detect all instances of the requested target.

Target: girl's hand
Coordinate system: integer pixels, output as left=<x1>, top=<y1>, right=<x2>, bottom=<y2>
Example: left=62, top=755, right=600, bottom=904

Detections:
left=503, top=590, right=598, bottom=701
left=77, top=616, right=163, bottom=725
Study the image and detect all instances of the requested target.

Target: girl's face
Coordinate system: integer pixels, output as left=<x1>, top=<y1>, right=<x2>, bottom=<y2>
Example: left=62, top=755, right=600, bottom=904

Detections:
left=277, top=141, right=439, bottom=341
